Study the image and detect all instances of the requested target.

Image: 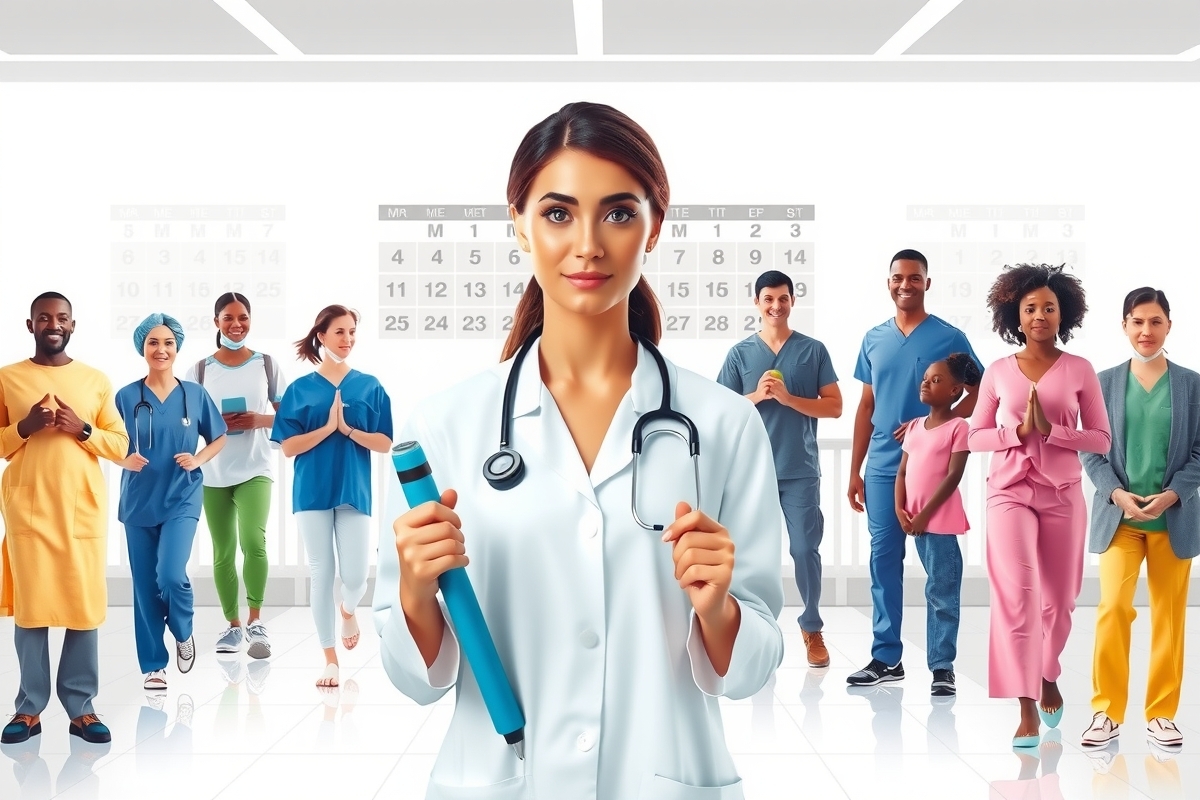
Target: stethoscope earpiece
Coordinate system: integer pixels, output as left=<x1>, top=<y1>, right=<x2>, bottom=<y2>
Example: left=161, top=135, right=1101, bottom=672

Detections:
left=483, top=448, right=525, bottom=490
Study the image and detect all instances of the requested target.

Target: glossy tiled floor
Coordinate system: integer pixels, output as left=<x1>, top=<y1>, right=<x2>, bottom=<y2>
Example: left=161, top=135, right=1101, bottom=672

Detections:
left=1, top=605, right=1197, bottom=799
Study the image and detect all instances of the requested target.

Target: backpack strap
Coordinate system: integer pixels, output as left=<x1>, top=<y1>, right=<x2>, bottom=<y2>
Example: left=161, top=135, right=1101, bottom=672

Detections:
left=194, top=358, right=208, bottom=385
left=262, top=353, right=279, bottom=403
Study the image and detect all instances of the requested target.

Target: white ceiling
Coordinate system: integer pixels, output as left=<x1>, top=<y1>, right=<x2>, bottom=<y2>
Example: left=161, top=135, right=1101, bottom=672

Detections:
left=0, top=0, right=1197, bottom=80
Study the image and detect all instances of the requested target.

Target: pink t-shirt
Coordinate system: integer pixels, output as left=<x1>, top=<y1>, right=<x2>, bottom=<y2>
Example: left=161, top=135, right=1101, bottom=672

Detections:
left=902, top=416, right=970, bottom=534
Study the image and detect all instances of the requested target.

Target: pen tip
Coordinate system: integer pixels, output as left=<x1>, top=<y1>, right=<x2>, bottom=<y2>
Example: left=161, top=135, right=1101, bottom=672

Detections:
left=512, top=740, right=525, bottom=760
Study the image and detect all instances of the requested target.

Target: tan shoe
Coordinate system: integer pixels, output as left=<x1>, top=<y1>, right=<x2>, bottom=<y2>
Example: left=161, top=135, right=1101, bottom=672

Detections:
left=802, top=630, right=831, bottom=668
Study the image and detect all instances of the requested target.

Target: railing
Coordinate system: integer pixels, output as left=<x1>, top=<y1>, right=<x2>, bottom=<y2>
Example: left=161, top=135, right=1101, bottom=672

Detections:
left=82, top=438, right=1101, bottom=580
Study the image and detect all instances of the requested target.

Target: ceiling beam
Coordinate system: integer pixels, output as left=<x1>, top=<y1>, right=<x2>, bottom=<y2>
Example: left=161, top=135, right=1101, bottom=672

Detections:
left=212, top=0, right=303, bottom=57
left=573, top=0, right=603, bottom=57
left=1181, top=43, right=1200, bottom=61
left=874, top=0, right=966, bottom=57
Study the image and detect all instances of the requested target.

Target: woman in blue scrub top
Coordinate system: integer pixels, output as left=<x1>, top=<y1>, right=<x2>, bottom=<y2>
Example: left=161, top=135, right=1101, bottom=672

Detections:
left=271, top=305, right=394, bottom=688
left=116, top=313, right=227, bottom=692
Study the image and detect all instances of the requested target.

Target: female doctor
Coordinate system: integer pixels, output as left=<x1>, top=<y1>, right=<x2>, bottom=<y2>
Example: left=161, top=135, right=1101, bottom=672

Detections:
left=374, top=102, right=785, bottom=800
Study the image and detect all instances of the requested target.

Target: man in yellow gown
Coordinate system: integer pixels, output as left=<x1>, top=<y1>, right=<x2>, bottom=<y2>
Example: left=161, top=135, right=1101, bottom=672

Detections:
left=0, top=292, right=129, bottom=745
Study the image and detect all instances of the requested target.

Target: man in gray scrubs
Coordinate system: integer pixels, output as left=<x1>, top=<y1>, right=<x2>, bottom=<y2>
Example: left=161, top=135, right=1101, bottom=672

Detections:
left=717, top=270, right=842, bottom=667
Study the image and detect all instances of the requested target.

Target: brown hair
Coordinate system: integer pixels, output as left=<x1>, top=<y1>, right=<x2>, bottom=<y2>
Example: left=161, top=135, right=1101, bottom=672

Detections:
left=500, top=102, right=668, bottom=361
left=295, top=304, right=358, bottom=365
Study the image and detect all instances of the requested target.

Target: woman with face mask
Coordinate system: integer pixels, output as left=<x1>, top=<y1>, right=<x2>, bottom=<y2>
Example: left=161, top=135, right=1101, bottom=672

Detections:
left=185, top=292, right=287, bottom=661
left=115, top=313, right=227, bottom=692
left=1079, top=288, right=1200, bottom=751
left=270, top=306, right=394, bottom=689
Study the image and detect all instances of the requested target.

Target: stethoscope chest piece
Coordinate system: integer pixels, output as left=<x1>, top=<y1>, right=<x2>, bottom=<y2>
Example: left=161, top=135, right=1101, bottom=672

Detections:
left=483, top=448, right=525, bottom=490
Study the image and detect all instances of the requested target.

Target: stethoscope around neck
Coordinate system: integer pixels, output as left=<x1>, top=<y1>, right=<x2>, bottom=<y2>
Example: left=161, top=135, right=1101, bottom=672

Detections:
left=133, top=377, right=190, bottom=455
left=482, top=325, right=701, bottom=531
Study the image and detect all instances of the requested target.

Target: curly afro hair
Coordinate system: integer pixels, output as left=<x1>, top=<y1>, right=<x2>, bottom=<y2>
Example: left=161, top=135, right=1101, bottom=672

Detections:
left=985, top=263, right=1088, bottom=345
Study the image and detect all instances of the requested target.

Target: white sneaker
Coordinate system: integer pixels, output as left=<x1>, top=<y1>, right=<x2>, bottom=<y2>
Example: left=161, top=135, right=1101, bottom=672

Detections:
left=144, top=669, right=167, bottom=691
left=1081, top=711, right=1119, bottom=747
left=246, top=620, right=271, bottom=660
left=215, top=625, right=244, bottom=653
left=176, top=635, right=196, bottom=674
left=1146, top=717, right=1183, bottom=747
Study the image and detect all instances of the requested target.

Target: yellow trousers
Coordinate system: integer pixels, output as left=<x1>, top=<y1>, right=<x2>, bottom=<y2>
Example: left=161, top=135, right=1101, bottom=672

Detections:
left=1092, top=523, right=1192, bottom=724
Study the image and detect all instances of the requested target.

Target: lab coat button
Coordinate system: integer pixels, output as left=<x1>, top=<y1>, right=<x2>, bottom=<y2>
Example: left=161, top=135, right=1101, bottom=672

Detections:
left=577, top=731, right=595, bottom=751
left=579, top=629, right=599, bottom=649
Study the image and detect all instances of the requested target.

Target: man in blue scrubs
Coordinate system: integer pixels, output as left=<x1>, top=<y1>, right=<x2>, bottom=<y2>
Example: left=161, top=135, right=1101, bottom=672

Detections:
left=846, top=250, right=982, bottom=686
left=718, top=270, right=842, bottom=667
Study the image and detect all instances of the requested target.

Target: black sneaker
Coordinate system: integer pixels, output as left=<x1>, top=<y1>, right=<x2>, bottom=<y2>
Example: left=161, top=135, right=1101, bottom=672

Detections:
left=931, top=669, right=956, bottom=697
left=846, top=658, right=904, bottom=686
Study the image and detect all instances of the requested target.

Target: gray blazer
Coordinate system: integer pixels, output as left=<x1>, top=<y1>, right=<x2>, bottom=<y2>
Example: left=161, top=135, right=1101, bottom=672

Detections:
left=1081, top=361, right=1200, bottom=558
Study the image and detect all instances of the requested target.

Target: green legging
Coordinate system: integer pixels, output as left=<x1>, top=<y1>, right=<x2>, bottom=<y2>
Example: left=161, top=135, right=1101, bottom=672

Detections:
left=203, top=476, right=272, bottom=622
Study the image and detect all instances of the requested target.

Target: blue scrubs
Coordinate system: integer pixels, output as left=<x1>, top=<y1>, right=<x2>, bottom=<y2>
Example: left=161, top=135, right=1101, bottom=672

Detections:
left=717, top=331, right=838, bottom=633
left=270, top=369, right=393, bottom=515
left=116, top=378, right=225, bottom=672
left=853, top=316, right=981, bottom=665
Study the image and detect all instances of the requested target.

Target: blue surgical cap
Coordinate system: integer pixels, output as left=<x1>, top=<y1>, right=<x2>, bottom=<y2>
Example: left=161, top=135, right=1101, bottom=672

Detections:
left=133, top=312, right=185, bottom=355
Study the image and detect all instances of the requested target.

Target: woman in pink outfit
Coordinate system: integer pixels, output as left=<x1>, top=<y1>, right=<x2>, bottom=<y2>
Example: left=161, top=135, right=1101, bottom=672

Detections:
left=968, top=264, right=1111, bottom=748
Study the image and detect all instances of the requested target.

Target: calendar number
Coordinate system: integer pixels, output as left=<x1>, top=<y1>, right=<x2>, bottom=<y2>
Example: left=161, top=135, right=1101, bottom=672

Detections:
left=391, top=249, right=405, bottom=265
left=462, top=315, right=487, bottom=332
left=743, top=315, right=758, bottom=331
left=748, top=249, right=762, bottom=266
left=703, top=315, right=730, bottom=332
left=385, top=281, right=406, bottom=298
left=424, top=315, right=449, bottom=331
left=116, top=282, right=140, bottom=298
left=508, top=249, right=521, bottom=265
left=256, top=282, right=282, bottom=298
left=750, top=223, right=761, bottom=238
left=784, top=249, right=806, bottom=265
left=795, top=282, right=808, bottom=298
left=790, top=224, right=801, bottom=237
left=667, top=281, right=690, bottom=298
left=424, top=281, right=448, bottom=299
left=503, top=281, right=525, bottom=297
left=463, top=281, right=487, bottom=298
left=948, top=281, right=970, bottom=298
left=705, top=282, right=729, bottom=298
left=502, top=315, right=514, bottom=331
left=666, top=315, right=690, bottom=331
left=468, top=249, right=482, bottom=265
left=385, top=315, right=410, bottom=332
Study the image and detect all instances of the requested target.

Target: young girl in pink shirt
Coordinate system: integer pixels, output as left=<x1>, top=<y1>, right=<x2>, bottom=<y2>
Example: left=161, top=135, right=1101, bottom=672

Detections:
left=895, top=353, right=980, bottom=698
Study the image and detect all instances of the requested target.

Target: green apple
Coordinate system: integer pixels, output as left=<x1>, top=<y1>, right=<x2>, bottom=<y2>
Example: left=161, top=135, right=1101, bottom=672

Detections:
left=767, top=369, right=783, bottom=380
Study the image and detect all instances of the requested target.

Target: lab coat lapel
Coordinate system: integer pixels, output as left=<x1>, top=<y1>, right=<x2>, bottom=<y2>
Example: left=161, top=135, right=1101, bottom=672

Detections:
left=507, top=338, right=598, bottom=506
left=1166, top=361, right=1187, bottom=474
left=589, top=342, right=669, bottom=492
left=1110, top=366, right=1128, bottom=482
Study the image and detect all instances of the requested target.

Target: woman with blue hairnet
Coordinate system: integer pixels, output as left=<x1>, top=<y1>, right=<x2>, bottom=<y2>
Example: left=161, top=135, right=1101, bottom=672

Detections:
left=115, top=313, right=227, bottom=692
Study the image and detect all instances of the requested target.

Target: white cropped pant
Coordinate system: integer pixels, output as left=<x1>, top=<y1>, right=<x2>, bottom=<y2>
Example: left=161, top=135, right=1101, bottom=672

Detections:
left=295, top=507, right=371, bottom=649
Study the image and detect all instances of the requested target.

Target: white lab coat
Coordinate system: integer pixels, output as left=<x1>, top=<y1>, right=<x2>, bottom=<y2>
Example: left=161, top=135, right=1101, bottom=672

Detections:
left=373, top=338, right=785, bottom=800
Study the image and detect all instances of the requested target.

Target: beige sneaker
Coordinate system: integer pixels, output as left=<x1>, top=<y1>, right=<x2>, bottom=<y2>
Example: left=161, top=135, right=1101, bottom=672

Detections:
left=1146, top=718, right=1183, bottom=747
left=802, top=630, right=830, bottom=668
left=1081, top=711, right=1119, bottom=747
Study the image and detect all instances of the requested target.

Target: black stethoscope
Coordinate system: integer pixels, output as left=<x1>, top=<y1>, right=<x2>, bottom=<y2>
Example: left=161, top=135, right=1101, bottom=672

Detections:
left=483, top=326, right=701, bottom=531
left=133, top=377, right=190, bottom=455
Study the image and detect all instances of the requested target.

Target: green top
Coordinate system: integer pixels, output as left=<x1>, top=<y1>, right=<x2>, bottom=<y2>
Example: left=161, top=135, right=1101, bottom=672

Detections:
left=1125, top=369, right=1172, bottom=531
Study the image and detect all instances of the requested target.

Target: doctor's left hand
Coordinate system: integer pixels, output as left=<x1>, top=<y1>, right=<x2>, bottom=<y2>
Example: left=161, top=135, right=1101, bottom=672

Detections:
left=662, top=501, right=735, bottom=623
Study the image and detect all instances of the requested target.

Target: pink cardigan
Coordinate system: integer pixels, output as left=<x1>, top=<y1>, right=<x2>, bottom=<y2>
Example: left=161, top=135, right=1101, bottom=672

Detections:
left=968, top=352, right=1111, bottom=491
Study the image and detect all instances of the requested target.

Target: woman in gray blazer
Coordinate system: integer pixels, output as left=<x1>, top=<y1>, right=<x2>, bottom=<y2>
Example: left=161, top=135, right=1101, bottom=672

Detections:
left=1080, top=287, right=1200, bottom=751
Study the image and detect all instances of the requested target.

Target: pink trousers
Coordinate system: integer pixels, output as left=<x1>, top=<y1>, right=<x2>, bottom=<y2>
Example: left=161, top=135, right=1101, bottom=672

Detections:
left=985, top=476, right=1087, bottom=699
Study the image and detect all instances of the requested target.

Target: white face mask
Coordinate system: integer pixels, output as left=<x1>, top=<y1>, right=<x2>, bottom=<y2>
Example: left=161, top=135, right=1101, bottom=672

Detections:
left=320, top=339, right=347, bottom=364
left=220, top=333, right=247, bottom=351
left=1131, top=345, right=1167, bottom=363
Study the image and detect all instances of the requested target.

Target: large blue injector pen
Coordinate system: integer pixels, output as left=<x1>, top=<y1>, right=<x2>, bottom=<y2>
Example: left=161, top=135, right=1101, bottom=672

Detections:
left=391, top=441, right=526, bottom=759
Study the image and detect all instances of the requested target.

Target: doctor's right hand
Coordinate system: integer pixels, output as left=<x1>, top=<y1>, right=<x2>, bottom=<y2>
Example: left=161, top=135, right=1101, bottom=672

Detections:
left=847, top=474, right=865, bottom=513
left=393, top=488, right=469, bottom=610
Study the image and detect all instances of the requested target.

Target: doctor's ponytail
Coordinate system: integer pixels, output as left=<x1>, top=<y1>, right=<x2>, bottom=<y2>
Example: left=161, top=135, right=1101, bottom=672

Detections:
left=501, top=102, right=667, bottom=361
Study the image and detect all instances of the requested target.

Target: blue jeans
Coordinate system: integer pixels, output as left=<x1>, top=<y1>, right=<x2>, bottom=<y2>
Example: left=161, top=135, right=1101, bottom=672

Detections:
left=125, top=516, right=198, bottom=673
left=865, top=474, right=906, bottom=664
left=914, top=534, right=963, bottom=672
left=779, top=477, right=824, bottom=633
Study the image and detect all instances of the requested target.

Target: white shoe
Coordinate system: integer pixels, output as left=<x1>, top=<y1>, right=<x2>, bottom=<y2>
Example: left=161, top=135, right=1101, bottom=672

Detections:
left=176, top=635, right=196, bottom=674
left=144, top=670, right=167, bottom=692
left=1146, top=717, right=1183, bottom=747
left=1081, top=711, right=1119, bottom=747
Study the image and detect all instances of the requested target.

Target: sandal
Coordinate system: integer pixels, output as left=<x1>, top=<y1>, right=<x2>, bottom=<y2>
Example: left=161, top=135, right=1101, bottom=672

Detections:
left=341, top=610, right=360, bottom=651
left=316, top=662, right=339, bottom=689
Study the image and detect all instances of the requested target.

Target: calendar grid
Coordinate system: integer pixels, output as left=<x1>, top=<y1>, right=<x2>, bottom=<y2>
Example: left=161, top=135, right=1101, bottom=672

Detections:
left=378, top=204, right=816, bottom=341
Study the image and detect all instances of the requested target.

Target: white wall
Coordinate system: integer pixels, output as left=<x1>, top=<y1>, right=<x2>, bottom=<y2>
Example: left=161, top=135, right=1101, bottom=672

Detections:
left=1, top=82, right=1197, bottom=596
